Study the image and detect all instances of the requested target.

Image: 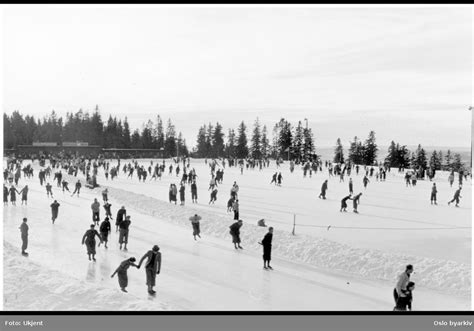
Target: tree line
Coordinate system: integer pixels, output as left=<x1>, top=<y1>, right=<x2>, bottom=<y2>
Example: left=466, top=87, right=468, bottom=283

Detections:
left=193, top=118, right=315, bottom=160
left=3, top=107, right=189, bottom=158
left=332, top=132, right=465, bottom=172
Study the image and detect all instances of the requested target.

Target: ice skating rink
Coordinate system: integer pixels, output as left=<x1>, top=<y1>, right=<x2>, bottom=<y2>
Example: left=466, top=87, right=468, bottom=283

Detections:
left=3, top=159, right=471, bottom=310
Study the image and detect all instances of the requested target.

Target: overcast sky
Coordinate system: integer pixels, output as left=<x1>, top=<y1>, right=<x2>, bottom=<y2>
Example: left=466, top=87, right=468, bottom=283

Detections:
left=3, top=5, right=472, bottom=149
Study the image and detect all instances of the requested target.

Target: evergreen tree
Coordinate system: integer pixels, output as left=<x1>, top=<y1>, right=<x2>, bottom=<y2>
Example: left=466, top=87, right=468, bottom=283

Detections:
left=250, top=118, right=262, bottom=159
left=334, top=138, right=344, bottom=163
left=349, top=136, right=365, bottom=165
left=429, top=150, right=442, bottom=170
left=212, top=122, right=225, bottom=158
left=235, top=121, right=249, bottom=159
left=123, top=117, right=131, bottom=148
left=131, top=129, right=142, bottom=148
left=206, top=123, right=214, bottom=158
left=225, top=128, right=236, bottom=158
left=292, top=121, right=304, bottom=162
left=445, top=150, right=453, bottom=169
left=278, top=119, right=293, bottom=159
left=384, top=141, right=398, bottom=167
left=261, top=125, right=270, bottom=158
left=164, top=119, right=177, bottom=157
left=451, top=153, right=464, bottom=172
left=155, top=115, right=165, bottom=150
left=303, top=127, right=315, bottom=161
left=196, top=125, right=207, bottom=158
left=363, top=131, right=378, bottom=165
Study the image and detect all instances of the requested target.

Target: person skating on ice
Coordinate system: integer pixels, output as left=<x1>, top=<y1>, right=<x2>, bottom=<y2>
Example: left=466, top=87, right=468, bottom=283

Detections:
left=430, top=183, right=437, bottom=205
left=352, top=193, right=362, bottom=213
left=340, top=194, right=352, bottom=212
left=189, top=214, right=202, bottom=240
left=137, top=245, right=162, bottom=295
left=259, top=227, right=273, bottom=269
left=99, top=217, right=111, bottom=249
left=111, top=257, right=139, bottom=293
left=50, top=200, right=60, bottom=224
left=229, top=220, right=243, bottom=249
left=448, top=187, right=462, bottom=207
left=19, top=217, right=29, bottom=256
left=81, top=224, right=103, bottom=261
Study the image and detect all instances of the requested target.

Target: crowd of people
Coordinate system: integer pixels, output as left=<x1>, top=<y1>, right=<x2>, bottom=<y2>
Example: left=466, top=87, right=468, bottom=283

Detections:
left=3, top=152, right=470, bottom=309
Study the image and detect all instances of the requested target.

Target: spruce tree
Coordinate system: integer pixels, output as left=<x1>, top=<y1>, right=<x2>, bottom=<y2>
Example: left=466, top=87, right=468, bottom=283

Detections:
left=261, top=125, right=270, bottom=158
left=250, top=118, right=262, bottom=159
left=235, top=121, right=249, bottom=159
left=334, top=138, right=344, bottom=163
left=212, top=122, right=225, bottom=158
left=363, top=131, right=378, bottom=165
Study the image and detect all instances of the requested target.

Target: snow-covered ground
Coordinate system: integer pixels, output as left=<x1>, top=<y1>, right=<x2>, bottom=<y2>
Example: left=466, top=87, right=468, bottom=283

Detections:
left=3, top=159, right=471, bottom=310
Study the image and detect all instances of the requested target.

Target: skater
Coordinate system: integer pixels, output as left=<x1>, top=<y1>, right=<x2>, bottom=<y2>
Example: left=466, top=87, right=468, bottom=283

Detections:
left=102, top=188, right=109, bottom=203
left=61, top=179, right=70, bottom=193
left=394, top=282, right=415, bottom=311
left=99, top=217, right=111, bottom=249
left=45, top=182, right=53, bottom=198
left=348, top=178, right=353, bottom=194
left=3, top=184, right=8, bottom=205
left=137, top=245, right=162, bottom=295
left=229, top=220, right=243, bottom=249
left=19, top=185, right=28, bottom=205
left=9, top=185, right=18, bottom=205
left=277, top=172, right=283, bottom=186
left=91, top=198, right=101, bottom=226
left=169, top=184, right=177, bottom=204
left=319, top=180, right=328, bottom=199
left=50, top=200, right=60, bottom=224
left=103, top=202, right=113, bottom=220
left=179, top=183, right=185, bottom=206
left=209, top=188, right=218, bottom=204
left=81, top=224, right=103, bottom=261
left=257, top=219, right=267, bottom=227
left=430, top=183, right=437, bottom=205
left=352, top=193, right=362, bottom=213
left=232, top=199, right=239, bottom=220
left=270, top=172, right=277, bottom=185
left=259, top=227, right=273, bottom=269
left=230, top=182, right=239, bottom=199
left=363, top=175, right=370, bottom=189
left=116, top=205, right=127, bottom=232
left=227, top=197, right=235, bottom=212
left=119, top=215, right=131, bottom=250
left=71, top=180, right=82, bottom=197
left=393, top=264, right=414, bottom=305
left=448, top=172, right=455, bottom=187
left=340, top=194, right=352, bottom=212
left=448, top=187, right=462, bottom=207
left=19, top=217, right=29, bottom=256
left=191, top=181, right=198, bottom=203
left=111, top=257, right=139, bottom=292
left=189, top=214, right=202, bottom=240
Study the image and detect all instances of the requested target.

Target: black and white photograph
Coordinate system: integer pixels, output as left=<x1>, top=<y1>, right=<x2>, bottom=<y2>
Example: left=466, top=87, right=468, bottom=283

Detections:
left=2, top=5, right=472, bottom=311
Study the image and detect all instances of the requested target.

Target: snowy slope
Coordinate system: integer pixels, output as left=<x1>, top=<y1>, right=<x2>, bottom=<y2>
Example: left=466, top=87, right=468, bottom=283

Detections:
left=2, top=159, right=471, bottom=310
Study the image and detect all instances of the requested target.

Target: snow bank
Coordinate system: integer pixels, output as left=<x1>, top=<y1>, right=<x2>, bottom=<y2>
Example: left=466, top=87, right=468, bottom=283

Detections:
left=3, top=242, right=173, bottom=311
left=104, top=185, right=470, bottom=297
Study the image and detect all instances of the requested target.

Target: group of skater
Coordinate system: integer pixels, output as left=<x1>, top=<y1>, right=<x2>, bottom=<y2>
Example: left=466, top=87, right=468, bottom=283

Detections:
left=5, top=153, right=469, bottom=309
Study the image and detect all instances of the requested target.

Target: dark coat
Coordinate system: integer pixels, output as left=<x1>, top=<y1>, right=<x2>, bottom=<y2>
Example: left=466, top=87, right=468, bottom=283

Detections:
left=139, top=250, right=162, bottom=287
left=261, top=232, right=273, bottom=260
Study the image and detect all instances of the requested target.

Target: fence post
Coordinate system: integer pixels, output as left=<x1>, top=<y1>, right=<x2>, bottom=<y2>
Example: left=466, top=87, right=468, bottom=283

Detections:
left=292, top=214, right=296, bottom=235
